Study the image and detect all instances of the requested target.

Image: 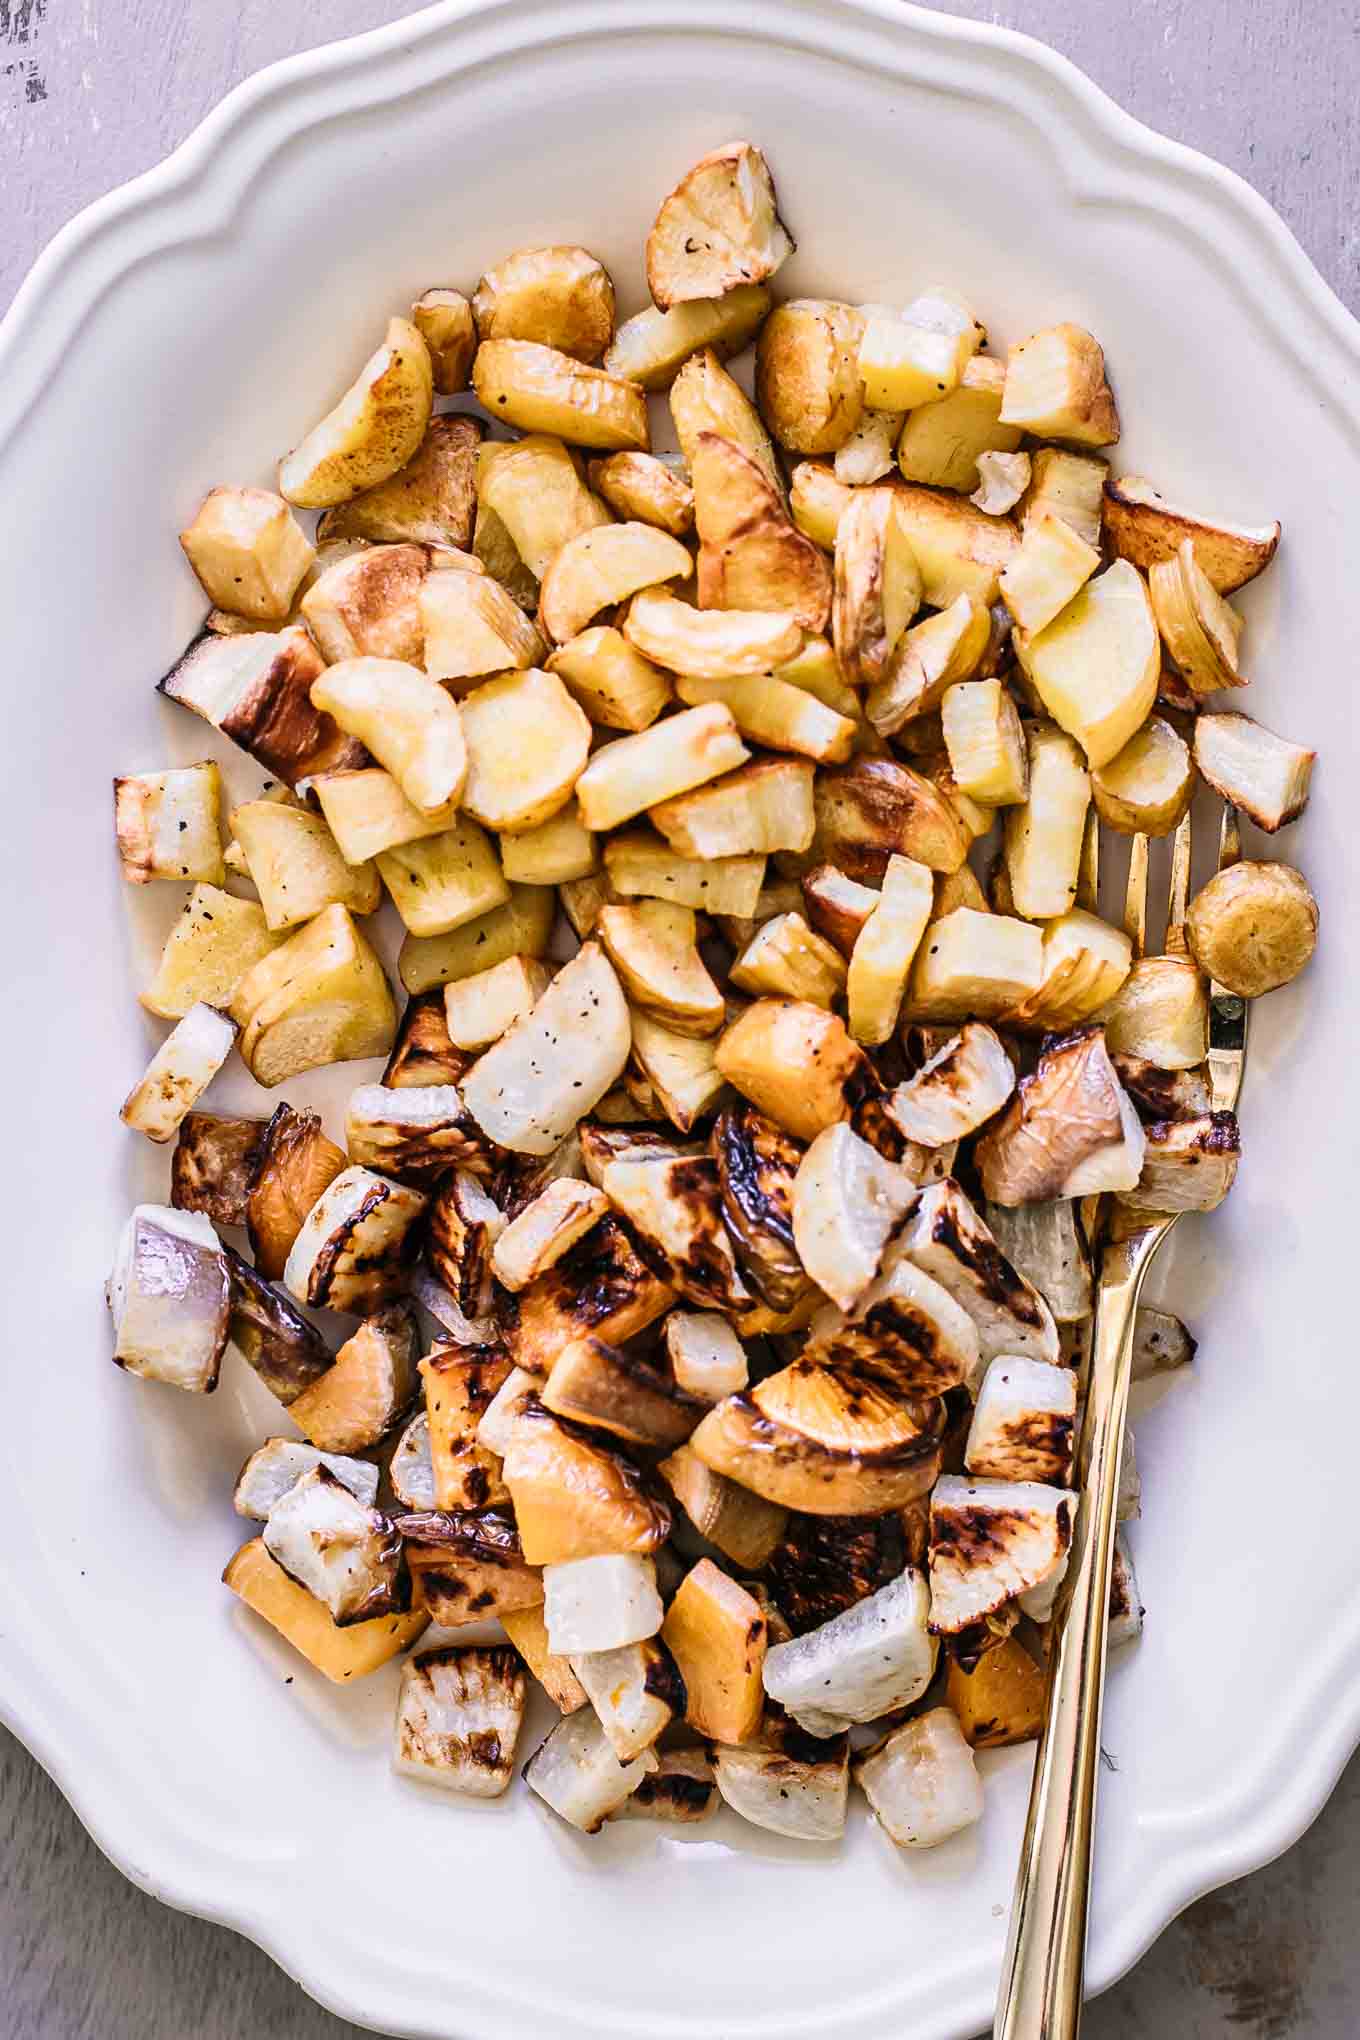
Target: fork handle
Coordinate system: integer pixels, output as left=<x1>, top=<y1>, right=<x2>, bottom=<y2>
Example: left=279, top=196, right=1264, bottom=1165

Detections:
left=993, top=1231, right=1159, bottom=2040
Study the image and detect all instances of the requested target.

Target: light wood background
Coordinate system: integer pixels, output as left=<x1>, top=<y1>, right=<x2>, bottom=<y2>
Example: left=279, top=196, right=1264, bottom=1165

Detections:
left=3, top=3, right=1355, bottom=2035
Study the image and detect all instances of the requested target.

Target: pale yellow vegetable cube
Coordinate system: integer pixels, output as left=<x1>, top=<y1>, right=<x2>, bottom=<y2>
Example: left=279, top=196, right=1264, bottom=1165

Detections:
left=1004, top=724, right=1090, bottom=921
left=906, top=907, right=1043, bottom=1021
left=444, top=955, right=553, bottom=1049
left=941, top=680, right=1028, bottom=805
left=231, top=800, right=380, bottom=930
left=180, top=486, right=314, bottom=622
left=548, top=626, right=675, bottom=732
left=846, top=856, right=934, bottom=1044
left=999, top=509, right=1101, bottom=636
left=576, top=705, right=748, bottom=833
left=498, top=803, right=598, bottom=885
left=398, top=885, right=555, bottom=994
left=377, top=817, right=510, bottom=936
left=604, top=832, right=765, bottom=918
left=459, top=667, right=592, bottom=832
left=311, top=768, right=462, bottom=865
left=1021, top=560, right=1159, bottom=769
left=859, top=316, right=975, bottom=410
left=730, top=912, right=847, bottom=1009
left=1000, top=324, right=1120, bottom=446
left=141, top=884, right=286, bottom=1020
left=674, top=673, right=856, bottom=765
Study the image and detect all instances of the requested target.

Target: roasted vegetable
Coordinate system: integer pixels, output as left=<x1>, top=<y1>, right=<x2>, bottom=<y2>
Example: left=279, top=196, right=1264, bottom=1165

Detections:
left=159, top=626, right=364, bottom=789
left=927, top=1474, right=1075, bottom=1633
left=711, top=1718, right=849, bottom=1841
left=394, top=1644, right=527, bottom=1797
left=222, top=1538, right=427, bottom=1682
left=233, top=1438, right=378, bottom=1520
left=690, top=1362, right=945, bottom=1515
left=245, top=1104, right=347, bottom=1280
left=262, top=1466, right=407, bottom=1626
left=171, top=1110, right=268, bottom=1227
left=107, top=1205, right=230, bottom=1393
left=114, top=761, right=224, bottom=886
left=502, top=1397, right=672, bottom=1564
left=763, top=1566, right=936, bottom=1736
left=224, top=1248, right=332, bottom=1404
left=283, top=1167, right=427, bottom=1314
left=397, top=1507, right=545, bottom=1627
left=894, top=1178, right=1060, bottom=1366
left=976, top=1026, right=1145, bottom=1205
left=543, top=1552, right=663, bottom=1654
left=510, top=1211, right=676, bottom=1376
left=711, top=1102, right=808, bottom=1311
left=289, top=1303, right=419, bottom=1451
left=524, top=1707, right=658, bottom=1832
left=542, top=1336, right=704, bottom=1451
left=120, top=1003, right=238, bottom=1144
left=646, top=140, right=792, bottom=308
left=661, top=1557, right=767, bottom=1743
left=1185, top=860, right=1318, bottom=998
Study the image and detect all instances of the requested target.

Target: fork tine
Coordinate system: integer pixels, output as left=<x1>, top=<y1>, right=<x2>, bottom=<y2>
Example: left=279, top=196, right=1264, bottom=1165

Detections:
left=1122, top=833, right=1149, bottom=957
left=1163, top=809, right=1194, bottom=954
left=1208, top=800, right=1249, bottom=1114
left=1076, top=807, right=1100, bottom=913
left=1219, top=801, right=1242, bottom=871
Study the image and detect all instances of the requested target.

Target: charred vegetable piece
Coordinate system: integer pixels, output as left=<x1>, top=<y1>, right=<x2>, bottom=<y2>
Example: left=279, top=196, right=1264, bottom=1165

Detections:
left=542, top=1336, right=705, bottom=1451
left=171, top=1110, right=268, bottom=1227
left=502, top=1397, right=672, bottom=1565
left=763, top=1513, right=905, bottom=1635
left=346, top=1083, right=489, bottom=1186
left=246, top=1104, right=348, bottom=1281
left=224, top=1247, right=333, bottom=1404
left=222, top=1538, right=427, bottom=1682
left=394, top=1644, right=527, bottom=1797
left=893, top=1178, right=1060, bottom=1367
left=233, top=1438, right=378, bottom=1519
left=509, top=1212, right=676, bottom=1377
left=711, top=1103, right=808, bottom=1312
left=610, top=1746, right=717, bottom=1821
left=263, top=1467, right=408, bottom=1626
left=927, top=1474, right=1076, bottom=1633
left=421, top=1344, right=511, bottom=1512
left=659, top=1446, right=788, bottom=1569
left=691, top=1363, right=946, bottom=1517
left=662, top=1558, right=767, bottom=1744
left=802, top=1255, right=979, bottom=1399
left=965, top=1355, right=1077, bottom=1485
left=382, top=989, right=474, bottom=1089
left=601, top=1153, right=751, bottom=1314
left=712, top=1717, right=850, bottom=1841
left=427, top=1171, right=505, bottom=1318
left=284, top=1167, right=429, bottom=1314
left=396, top=1507, right=544, bottom=1627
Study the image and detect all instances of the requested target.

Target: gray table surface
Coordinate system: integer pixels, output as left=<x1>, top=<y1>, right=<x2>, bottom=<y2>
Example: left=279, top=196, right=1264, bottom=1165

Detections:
left=3, top=3, right=1356, bottom=2035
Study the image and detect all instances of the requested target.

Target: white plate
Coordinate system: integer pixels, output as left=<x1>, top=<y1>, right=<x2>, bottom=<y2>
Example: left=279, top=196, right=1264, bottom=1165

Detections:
left=1, top=4, right=1357, bottom=2036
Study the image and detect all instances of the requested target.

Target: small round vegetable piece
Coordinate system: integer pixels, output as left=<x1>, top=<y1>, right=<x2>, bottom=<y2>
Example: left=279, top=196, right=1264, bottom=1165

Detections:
left=1185, top=860, right=1318, bottom=998
left=755, top=301, right=864, bottom=456
left=1091, top=716, right=1194, bottom=837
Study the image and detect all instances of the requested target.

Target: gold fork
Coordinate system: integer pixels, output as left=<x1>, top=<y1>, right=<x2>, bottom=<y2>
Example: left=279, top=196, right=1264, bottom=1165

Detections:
left=993, top=801, right=1249, bottom=2040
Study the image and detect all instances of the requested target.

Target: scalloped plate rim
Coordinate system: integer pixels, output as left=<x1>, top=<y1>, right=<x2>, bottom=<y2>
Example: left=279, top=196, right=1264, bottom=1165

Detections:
left=2, top=4, right=1358, bottom=2037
